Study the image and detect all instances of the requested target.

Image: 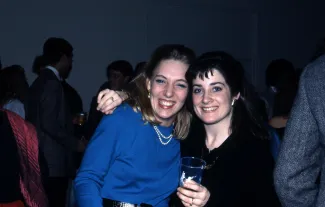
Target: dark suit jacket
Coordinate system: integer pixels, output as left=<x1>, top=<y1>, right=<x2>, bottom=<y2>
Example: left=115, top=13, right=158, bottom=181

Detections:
left=274, top=55, right=325, bottom=206
left=25, top=69, right=78, bottom=177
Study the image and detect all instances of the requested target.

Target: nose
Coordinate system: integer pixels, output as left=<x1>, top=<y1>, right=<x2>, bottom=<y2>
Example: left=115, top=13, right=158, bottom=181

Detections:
left=164, top=83, right=174, bottom=98
left=202, top=91, right=212, bottom=105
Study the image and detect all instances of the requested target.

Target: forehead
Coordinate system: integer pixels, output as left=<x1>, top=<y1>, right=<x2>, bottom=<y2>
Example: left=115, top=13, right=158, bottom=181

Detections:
left=153, top=59, right=188, bottom=79
left=193, top=69, right=226, bottom=85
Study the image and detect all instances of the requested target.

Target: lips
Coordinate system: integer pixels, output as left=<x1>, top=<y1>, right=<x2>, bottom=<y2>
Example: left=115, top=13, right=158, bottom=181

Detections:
left=158, top=99, right=175, bottom=109
left=202, top=107, right=218, bottom=112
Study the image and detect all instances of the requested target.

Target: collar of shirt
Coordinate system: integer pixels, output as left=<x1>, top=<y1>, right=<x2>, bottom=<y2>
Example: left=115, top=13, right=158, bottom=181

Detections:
left=45, top=66, right=62, bottom=81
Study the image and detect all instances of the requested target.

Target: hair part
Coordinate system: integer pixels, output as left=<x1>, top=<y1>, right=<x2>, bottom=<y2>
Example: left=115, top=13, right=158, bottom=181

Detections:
left=125, top=44, right=195, bottom=139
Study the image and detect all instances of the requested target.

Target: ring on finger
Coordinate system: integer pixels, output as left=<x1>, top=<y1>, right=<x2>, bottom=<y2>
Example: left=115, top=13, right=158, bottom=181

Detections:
left=190, top=198, right=194, bottom=206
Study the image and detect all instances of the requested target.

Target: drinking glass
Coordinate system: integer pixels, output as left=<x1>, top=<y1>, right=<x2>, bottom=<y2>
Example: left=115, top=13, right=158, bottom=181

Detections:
left=180, top=157, right=206, bottom=187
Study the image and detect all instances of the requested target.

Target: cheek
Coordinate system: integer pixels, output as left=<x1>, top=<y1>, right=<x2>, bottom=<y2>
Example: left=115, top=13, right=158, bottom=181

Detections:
left=218, top=95, right=232, bottom=108
left=192, top=94, right=201, bottom=106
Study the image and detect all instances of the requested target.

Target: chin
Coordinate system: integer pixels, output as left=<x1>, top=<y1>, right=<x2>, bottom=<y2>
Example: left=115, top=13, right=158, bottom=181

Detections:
left=200, top=118, right=220, bottom=125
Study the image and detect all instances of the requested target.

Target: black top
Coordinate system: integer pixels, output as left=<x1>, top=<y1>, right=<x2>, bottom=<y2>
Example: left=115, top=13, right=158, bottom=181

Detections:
left=177, top=120, right=281, bottom=207
left=62, top=80, right=83, bottom=116
left=275, top=127, right=285, bottom=140
left=0, top=111, right=22, bottom=202
left=85, top=82, right=109, bottom=139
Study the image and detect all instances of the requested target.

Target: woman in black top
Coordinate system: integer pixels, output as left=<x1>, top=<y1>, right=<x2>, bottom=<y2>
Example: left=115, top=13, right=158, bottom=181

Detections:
left=176, top=54, right=280, bottom=206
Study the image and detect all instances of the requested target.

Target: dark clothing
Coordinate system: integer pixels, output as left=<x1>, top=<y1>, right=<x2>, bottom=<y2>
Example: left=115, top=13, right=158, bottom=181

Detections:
left=177, top=120, right=280, bottom=207
left=0, top=110, right=48, bottom=207
left=85, top=82, right=109, bottom=139
left=0, top=111, right=22, bottom=203
left=274, top=55, right=325, bottom=206
left=25, top=69, right=78, bottom=178
left=275, top=127, right=285, bottom=140
left=61, top=80, right=83, bottom=117
left=44, top=178, right=69, bottom=207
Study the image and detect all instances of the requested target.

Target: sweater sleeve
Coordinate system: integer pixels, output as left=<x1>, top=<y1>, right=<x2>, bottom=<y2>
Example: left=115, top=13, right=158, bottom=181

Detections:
left=74, top=111, right=123, bottom=207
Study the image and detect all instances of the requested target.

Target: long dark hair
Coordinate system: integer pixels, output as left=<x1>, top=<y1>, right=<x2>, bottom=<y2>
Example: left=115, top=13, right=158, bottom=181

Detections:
left=186, top=52, right=269, bottom=140
left=0, top=65, right=29, bottom=106
left=125, top=44, right=196, bottom=139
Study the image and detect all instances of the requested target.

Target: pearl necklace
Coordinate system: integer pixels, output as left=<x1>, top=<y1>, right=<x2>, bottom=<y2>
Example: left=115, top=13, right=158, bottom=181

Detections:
left=153, top=125, right=173, bottom=145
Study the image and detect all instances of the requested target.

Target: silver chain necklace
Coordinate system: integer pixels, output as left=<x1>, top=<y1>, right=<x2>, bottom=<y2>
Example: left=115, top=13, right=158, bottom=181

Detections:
left=153, top=125, right=173, bottom=145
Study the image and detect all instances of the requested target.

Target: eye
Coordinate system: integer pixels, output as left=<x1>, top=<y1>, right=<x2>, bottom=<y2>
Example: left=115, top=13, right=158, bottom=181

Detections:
left=212, top=86, right=222, bottom=92
left=155, top=79, right=165, bottom=84
left=193, top=88, right=202, bottom=94
left=176, top=83, right=188, bottom=89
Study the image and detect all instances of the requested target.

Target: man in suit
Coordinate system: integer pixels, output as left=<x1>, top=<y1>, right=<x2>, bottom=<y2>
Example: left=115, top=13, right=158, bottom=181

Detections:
left=25, top=37, right=85, bottom=207
left=274, top=53, right=325, bottom=206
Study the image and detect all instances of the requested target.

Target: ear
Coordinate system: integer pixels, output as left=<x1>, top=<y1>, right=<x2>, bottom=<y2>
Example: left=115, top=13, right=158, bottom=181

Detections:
left=59, top=54, right=68, bottom=63
left=146, top=78, right=151, bottom=92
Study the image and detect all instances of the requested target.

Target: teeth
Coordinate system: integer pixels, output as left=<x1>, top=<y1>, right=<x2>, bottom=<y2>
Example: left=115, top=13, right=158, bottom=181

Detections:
left=159, top=100, right=174, bottom=106
left=202, top=107, right=217, bottom=111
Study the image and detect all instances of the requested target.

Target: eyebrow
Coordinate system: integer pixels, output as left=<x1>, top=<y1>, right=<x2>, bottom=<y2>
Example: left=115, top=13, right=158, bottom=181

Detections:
left=155, top=74, right=187, bottom=83
left=193, top=82, right=225, bottom=87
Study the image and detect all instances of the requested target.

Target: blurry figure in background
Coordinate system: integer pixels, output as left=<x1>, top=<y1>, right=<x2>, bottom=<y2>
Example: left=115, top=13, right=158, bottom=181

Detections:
left=32, top=55, right=83, bottom=122
left=0, top=65, right=29, bottom=119
left=265, top=59, right=298, bottom=118
left=32, top=55, right=46, bottom=75
left=0, top=110, right=48, bottom=207
left=25, top=37, right=85, bottom=207
left=86, top=60, right=133, bottom=140
left=265, top=59, right=298, bottom=139
left=134, top=61, right=147, bottom=76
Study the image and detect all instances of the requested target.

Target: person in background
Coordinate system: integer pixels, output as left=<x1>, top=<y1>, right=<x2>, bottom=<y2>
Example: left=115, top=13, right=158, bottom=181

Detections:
left=264, top=59, right=298, bottom=118
left=75, top=44, right=210, bottom=207
left=135, top=61, right=147, bottom=76
left=0, top=65, right=29, bottom=119
left=274, top=50, right=325, bottom=206
left=265, top=59, right=298, bottom=139
left=86, top=60, right=133, bottom=139
left=0, top=109, right=48, bottom=207
left=25, top=37, right=85, bottom=207
left=32, top=55, right=83, bottom=121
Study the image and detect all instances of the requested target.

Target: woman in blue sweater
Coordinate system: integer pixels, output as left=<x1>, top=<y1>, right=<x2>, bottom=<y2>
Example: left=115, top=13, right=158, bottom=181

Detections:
left=74, top=45, right=210, bottom=207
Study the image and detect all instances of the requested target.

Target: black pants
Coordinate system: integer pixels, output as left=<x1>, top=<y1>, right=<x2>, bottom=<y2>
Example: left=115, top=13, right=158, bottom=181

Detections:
left=44, top=177, right=69, bottom=207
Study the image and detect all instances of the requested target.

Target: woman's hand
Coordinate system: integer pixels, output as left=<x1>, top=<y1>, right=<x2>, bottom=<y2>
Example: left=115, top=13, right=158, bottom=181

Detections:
left=177, top=180, right=210, bottom=207
left=96, top=89, right=127, bottom=114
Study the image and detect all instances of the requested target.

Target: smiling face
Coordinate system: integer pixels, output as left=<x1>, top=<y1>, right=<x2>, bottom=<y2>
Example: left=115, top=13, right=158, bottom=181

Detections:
left=192, top=69, right=239, bottom=125
left=147, top=59, right=189, bottom=127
